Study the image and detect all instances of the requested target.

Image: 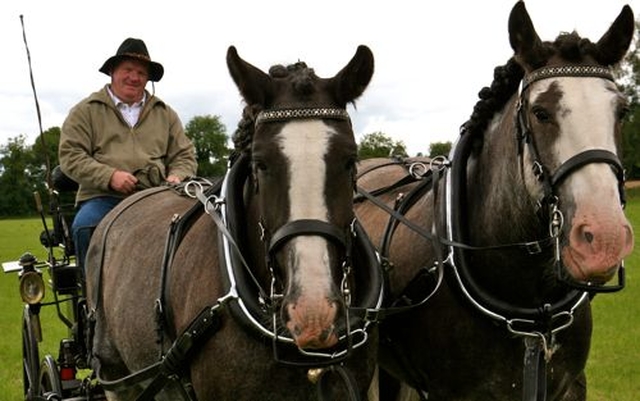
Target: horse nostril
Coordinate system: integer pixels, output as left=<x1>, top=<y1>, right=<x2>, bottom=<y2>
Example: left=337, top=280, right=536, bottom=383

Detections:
left=584, top=231, right=594, bottom=243
left=319, top=325, right=335, bottom=343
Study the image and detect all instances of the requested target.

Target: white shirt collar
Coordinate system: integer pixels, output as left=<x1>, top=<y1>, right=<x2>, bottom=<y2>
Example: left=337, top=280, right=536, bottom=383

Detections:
left=107, top=85, right=146, bottom=107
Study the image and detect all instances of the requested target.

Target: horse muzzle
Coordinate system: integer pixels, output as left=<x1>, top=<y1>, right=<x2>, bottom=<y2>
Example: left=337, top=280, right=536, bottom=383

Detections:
left=284, top=296, right=341, bottom=349
left=562, top=215, right=634, bottom=285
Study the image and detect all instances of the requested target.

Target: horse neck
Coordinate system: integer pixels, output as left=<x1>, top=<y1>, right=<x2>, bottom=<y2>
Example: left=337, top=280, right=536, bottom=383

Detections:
left=467, top=96, right=535, bottom=233
left=462, top=98, right=560, bottom=302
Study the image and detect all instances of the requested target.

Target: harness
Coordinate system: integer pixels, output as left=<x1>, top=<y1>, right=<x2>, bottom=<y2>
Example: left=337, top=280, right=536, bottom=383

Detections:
left=356, top=64, right=628, bottom=401
left=90, top=107, right=385, bottom=401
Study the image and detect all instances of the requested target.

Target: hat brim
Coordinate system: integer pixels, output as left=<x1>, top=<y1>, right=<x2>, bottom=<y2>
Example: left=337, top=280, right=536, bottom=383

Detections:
left=99, top=55, right=164, bottom=82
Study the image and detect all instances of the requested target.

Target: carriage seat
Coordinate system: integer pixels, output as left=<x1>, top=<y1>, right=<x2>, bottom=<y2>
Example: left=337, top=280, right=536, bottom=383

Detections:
left=52, top=165, right=79, bottom=192
left=41, top=166, right=78, bottom=256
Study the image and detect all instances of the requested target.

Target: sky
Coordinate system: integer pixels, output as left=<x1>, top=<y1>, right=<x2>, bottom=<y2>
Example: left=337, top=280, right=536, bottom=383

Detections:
left=0, top=0, right=638, bottom=156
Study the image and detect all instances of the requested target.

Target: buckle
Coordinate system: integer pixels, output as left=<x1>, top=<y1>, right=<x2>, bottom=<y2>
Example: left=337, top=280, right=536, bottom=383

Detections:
left=524, top=241, right=542, bottom=254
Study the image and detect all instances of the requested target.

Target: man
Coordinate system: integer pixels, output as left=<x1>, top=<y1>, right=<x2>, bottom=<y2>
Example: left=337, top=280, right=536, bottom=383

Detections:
left=59, top=37, right=197, bottom=269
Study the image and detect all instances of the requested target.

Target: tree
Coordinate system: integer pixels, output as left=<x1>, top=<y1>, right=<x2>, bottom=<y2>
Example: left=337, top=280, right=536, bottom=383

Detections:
left=617, top=21, right=640, bottom=179
left=428, top=141, right=452, bottom=158
left=0, top=135, right=36, bottom=216
left=29, top=127, right=61, bottom=189
left=184, top=115, right=230, bottom=178
left=358, top=132, right=407, bottom=159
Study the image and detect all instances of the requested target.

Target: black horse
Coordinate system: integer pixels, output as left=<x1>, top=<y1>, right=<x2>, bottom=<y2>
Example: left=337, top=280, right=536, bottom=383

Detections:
left=86, top=45, right=384, bottom=400
left=356, top=2, right=634, bottom=400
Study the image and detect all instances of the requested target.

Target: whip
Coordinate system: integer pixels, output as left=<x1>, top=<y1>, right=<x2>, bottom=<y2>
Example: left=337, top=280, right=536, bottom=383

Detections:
left=20, top=14, right=53, bottom=190
left=20, top=15, right=67, bottom=256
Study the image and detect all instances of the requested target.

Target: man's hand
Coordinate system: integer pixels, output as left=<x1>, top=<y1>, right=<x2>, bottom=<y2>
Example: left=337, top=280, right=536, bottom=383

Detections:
left=110, top=170, right=138, bottom=194
left=166, top=174, right=182, bottom=184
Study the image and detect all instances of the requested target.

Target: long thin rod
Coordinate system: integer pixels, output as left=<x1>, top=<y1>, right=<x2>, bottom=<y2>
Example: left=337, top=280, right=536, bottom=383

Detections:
left=20, top=14, right=52, bottom=188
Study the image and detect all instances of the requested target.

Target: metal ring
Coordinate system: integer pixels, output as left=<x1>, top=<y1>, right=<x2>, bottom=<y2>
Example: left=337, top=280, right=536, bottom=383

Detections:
left=409, top=162, right=428, bottom=178
left=183, top=180, right=203, bottom=199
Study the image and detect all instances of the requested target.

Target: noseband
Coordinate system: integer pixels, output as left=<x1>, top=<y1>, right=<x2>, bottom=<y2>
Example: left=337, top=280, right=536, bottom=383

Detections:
left=515, top=65, right=626, bottom=292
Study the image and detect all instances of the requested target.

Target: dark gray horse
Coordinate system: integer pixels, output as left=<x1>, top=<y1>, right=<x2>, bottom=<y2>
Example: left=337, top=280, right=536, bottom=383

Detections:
left=86, top=45, right=384, bottom=400
left=356, top=2, right=634, bottom=400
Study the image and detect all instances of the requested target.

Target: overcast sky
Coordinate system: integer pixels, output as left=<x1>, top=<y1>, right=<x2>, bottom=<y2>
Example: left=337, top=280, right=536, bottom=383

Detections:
left=0, top=0, right=637, bottom=156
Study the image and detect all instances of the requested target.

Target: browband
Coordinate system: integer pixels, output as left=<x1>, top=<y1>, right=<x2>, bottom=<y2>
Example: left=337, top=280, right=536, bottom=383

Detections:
left=256, top=107, right=350, bottom=125
left=523, top=65, right=614, bottom=90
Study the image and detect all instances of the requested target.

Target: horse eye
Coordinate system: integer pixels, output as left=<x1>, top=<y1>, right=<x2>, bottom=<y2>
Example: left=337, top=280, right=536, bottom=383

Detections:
left=253, top=160, right=267, bottom=171
left=618, top=105, right=630, bottom=121
left=346, top=157, right=357, bottom=171
left=532, top=106, right=551, bottom=123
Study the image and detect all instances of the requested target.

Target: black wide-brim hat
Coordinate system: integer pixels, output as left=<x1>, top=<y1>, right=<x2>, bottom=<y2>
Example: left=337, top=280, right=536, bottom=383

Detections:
left=99, top=38, right=164, bottom=82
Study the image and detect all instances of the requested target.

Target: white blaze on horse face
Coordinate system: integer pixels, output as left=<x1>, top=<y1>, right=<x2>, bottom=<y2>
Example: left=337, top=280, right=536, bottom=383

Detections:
left=531, top=77, right=634, bottom=282
left=277, top=120, right=339, bottom=348
left=550, top=77, right=619, bottom=160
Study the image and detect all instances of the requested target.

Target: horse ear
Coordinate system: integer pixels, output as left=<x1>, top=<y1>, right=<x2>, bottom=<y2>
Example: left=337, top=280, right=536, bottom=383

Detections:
left=227, top=46, right=274, bottom=106
left=508, top=1, right=544, bottom=69
left=595, top=5, right=635, bottom=66
left=330, top=45, right=374, bottom=107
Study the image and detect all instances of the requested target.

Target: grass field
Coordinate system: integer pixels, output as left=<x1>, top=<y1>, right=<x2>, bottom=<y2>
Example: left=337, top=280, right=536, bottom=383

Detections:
left=1, top=191, right=639, bottom=400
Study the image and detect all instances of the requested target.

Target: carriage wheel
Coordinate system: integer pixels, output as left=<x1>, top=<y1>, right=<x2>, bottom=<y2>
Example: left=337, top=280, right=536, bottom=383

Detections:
left=22, top=305, right=40, bottom=399
left=39, top=355, right=63, bottom=399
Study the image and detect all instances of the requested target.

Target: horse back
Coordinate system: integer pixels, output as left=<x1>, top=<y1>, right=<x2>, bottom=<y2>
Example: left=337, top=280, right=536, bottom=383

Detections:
left=85, top=188, right=221, bottom=376
left=356, top=157, right=440, bottom=295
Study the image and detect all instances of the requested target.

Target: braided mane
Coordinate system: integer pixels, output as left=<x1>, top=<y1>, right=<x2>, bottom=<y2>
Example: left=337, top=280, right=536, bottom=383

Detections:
left=231, top=61, right=318, bottom=155
left=462, top=32, right=602, bottom=138
left=461, top=58, right=524, bottom=138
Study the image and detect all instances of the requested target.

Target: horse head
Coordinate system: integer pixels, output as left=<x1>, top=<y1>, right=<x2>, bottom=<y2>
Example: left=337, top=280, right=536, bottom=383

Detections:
left=507, top=1, right=634, bottom=288
left=226, top=46, right=374, bottom=350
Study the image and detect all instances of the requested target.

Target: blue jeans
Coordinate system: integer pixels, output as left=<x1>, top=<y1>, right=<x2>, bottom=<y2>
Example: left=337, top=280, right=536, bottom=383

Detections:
left=72, top=196, right=122, bottom=271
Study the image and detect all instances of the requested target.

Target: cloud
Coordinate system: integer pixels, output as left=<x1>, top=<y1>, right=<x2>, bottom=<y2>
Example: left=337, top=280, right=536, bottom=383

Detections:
left=0, top=0, right=636, bottom=156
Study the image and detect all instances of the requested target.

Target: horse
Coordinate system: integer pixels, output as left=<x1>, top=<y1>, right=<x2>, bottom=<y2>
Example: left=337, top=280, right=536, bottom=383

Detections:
left=85, top=45, right=385, bottom=400
left=355, top=2, right=634, bottom=400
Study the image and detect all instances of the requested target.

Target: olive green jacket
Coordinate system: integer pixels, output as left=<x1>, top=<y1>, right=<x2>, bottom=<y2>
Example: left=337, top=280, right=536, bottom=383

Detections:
left=59, top=85, right=197, bottom=204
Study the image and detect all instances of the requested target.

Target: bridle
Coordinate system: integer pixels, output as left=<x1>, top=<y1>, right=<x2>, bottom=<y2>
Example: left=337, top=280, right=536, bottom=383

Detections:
left=515, top=65, right=626, bottom=292
left=255, top=108, right=357, bottom=329
left=218, top=106, right=384, bottom=366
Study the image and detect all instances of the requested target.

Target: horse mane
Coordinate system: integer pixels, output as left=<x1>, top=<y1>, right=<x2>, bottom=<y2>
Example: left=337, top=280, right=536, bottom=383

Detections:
left=231, top=103, right=260, bottom=154
left=231, top=61, right=318, bottom=155
left=269, top=61, right=318, bottom=96
left=461, top=58, right=524, bottom=138
left=462, top=32, right=601, bottom=138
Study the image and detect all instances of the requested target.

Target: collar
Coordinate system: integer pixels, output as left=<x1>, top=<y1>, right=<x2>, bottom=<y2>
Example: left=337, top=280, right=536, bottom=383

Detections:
left=107, top=85, right=146, bottom=108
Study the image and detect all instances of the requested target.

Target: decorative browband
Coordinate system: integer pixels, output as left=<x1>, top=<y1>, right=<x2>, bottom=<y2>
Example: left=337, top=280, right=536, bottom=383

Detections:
left=523, top=65, right=614, bottom=90
left=255, top=107, right=350, bottom=125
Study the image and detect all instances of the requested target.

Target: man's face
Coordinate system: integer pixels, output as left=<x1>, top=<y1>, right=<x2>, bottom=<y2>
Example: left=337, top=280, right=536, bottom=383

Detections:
left=110, top=58, right=149, bottom=104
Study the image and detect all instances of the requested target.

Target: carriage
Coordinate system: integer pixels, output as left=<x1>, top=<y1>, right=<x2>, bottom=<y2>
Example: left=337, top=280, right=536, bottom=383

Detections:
left=2, top=172, right=104, bottom=400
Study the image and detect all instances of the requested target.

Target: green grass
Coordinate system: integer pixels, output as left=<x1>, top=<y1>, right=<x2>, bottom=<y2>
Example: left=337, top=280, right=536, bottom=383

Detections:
left=585, top=187, right=640, bottom=400
left=0, top=218, right=70, bottom=400
left=1, top=192, right=639, bottom=400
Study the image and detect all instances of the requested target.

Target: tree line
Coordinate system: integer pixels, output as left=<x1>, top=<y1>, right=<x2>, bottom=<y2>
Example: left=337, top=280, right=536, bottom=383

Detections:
left=0, top=115, right=231, bottom=217
left=3, top=29, right=640, bottom=218
left=0, top=113, right=441, bottom=217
